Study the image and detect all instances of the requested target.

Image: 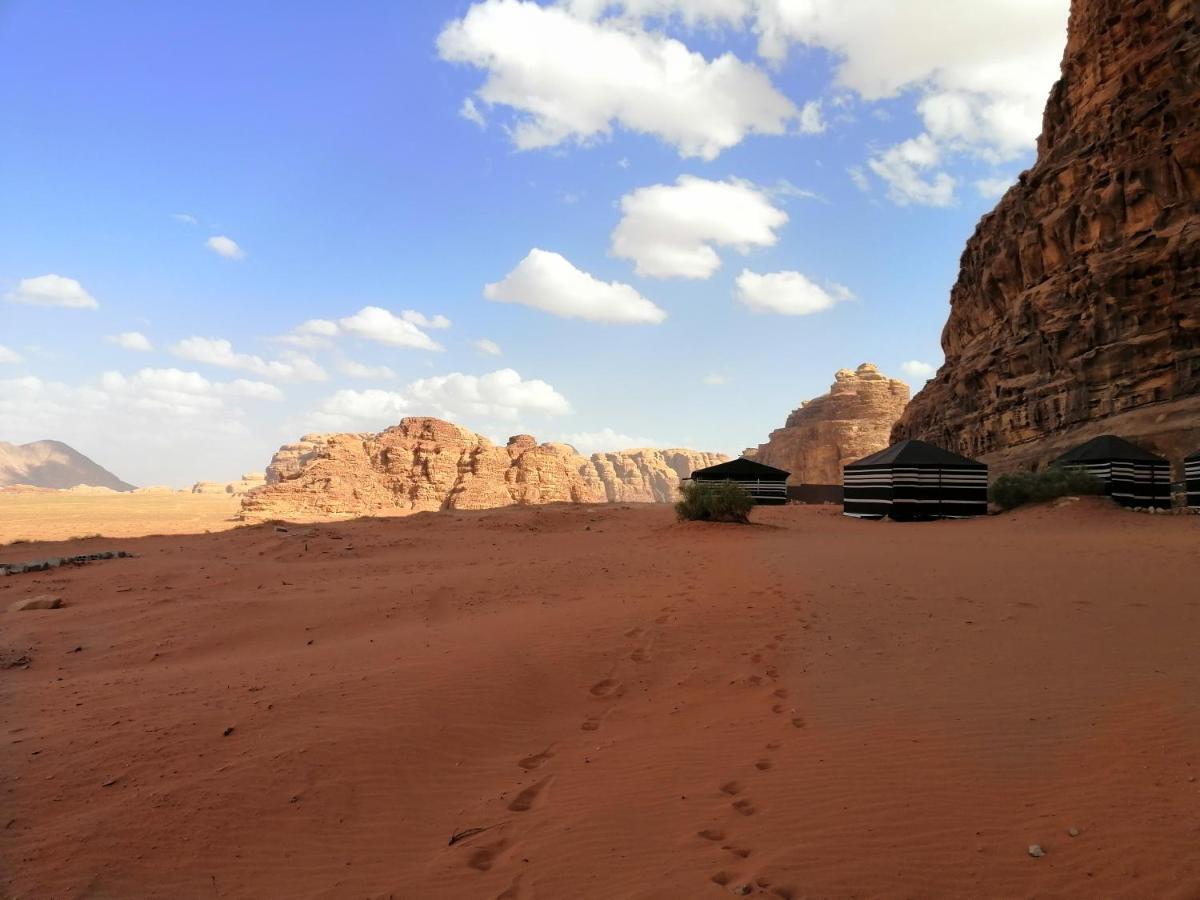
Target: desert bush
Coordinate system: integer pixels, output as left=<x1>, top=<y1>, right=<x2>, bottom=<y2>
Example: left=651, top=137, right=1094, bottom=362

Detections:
left=676, top=480, right=754, bottom=524
left=989, top=466, right=1104, bottom=510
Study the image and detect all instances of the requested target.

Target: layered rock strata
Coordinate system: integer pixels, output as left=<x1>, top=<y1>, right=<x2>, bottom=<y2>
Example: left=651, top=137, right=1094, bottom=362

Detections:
left=892, top=0, right=1200, bottom=472
left=754, top=364, right=910, bottom=484
left=241, top=417, right=726, bottom=519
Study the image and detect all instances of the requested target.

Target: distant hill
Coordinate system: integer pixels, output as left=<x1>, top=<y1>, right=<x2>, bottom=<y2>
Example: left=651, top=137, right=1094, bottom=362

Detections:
left=0, top=440, right=135, bottom=491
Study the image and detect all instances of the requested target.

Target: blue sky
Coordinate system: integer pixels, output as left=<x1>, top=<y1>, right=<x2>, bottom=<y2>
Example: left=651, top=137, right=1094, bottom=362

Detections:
left=0, top=0, right=1070, bottom=486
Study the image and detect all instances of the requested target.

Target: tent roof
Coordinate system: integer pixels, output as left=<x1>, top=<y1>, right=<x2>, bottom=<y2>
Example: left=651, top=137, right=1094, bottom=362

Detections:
left=691, top=457, right=791, bottom=480
left=1054, top=434, right=1167, bottom=464
left=846, top=439, right=984, bottom=469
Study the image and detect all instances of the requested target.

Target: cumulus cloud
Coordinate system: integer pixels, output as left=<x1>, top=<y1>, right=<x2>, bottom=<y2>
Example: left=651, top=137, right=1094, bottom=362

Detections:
left=106, top=331, right=153, bottom=352
left=611, top=176, right=788, bottom=279
left=205, top=235, right=245, bottom=260
left=459, top=97, right=486, bottom=127
left=400, top=309, right=452, bottom=330
left=866, top=134, right=957, bottom=207
left=338, top=360, right=397, bottom=380
left=900, top=359, right=937, bottom=379
left=473, top=338, right=502, bottom=356
left=276, top=309, right=446, bottom=351
left=559, top=427, right=669, bottom=455
left=6, top=274, right=99, bottom=309
left=309, top=368, right=570, bottom=430
left=735, top=269, right=852, bottom=316
left=170, top=337, right=328, bottom=381
left=0, top=345, right=23, bottom=364
left=485, top=249, right=666, bottom=324
left=847, top=165, right=871, bottom=192
left=338, top=306, right=444, bottom=350
left=798, top=100, right=825, bottom=134
left=437, top=0, right=798, bottom=160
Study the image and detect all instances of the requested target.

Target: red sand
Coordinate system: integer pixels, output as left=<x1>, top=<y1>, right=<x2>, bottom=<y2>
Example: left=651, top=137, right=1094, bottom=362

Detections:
left=4, top=500, right=1200, bottom=899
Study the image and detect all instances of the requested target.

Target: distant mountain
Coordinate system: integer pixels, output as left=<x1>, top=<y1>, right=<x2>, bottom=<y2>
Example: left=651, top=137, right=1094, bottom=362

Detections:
left=0, top=440, right=135, bottom=491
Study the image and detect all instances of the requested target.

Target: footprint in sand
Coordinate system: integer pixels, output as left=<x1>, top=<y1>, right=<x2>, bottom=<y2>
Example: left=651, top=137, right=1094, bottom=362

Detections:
left=771, top=704, right=785, bottom=714
left=723, top=844, right=752, bottom=859
left=790, top=717, right=806, bottom=729
left=719, top=780, right=743, bottom=796
left=495, top=875, right=523, bottom=899
left=581, top=712, right=604, bottom=732
left=589, top=678, right=624, bottom=699
left=507, top=777, right=552, bottom=812
left=772, top=688, right=789, bottom=699
left=765, top=742, right=782, bottom=751
left=624, top=626, right=643, bottom=639
left=732, top=798, right=757, bottom=816
left=630, top=647, right=649, bottom=663
left=467, top=837, right=510, bottom=872
left=754, top=759, right=773, bottom=771
left=517, top=746, right=555, bottom=771
left=698, top=828, right=726, bottom=842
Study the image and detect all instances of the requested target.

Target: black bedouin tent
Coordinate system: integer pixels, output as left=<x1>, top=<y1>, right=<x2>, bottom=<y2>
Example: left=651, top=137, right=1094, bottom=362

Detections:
left=1053, top=435, right=1170, bottom=509
left=1187, top=450, right=1200, bottom=509
left=843, top=439, right=988, bottom=520
left=689, top=457, right=790, bottom=505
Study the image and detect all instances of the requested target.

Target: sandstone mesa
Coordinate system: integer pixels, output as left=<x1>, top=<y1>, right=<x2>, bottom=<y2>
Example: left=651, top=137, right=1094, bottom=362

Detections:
left=241, top=417, right=727, bottom=520
left=753, top=364, right=910, bottom=485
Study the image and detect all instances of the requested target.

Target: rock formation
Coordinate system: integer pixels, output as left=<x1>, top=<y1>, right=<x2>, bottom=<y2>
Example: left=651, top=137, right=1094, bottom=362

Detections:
left=0, top=440, right=134, bottom=491
left=892, top=0, right=1200, bottom=473
left=191, top=473, right=266, bottom=496
left=753, top=364, right=910, bottom=484
left=241, top=417, right=727, bottom=520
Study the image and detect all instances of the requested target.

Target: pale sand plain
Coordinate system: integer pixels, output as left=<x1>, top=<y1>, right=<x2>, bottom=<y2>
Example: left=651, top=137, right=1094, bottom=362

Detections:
left=0, top=492, right=243, bottom=544
left=3, top=498, right=1200, bottom=898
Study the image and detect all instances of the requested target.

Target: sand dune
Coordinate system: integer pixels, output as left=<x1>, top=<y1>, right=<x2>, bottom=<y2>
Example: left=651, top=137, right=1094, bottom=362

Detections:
left=4, top=500, right=1200, bottom=898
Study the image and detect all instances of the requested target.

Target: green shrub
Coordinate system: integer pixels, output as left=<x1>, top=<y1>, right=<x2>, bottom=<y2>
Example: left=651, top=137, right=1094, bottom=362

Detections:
left=675, top=480, right=754, bottom=524
left=989, top=466, right=1105, bottom=510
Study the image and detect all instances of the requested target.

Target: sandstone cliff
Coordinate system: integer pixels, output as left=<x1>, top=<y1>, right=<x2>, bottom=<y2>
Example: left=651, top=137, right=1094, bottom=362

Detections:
left=241, top=417, right=727, bottom=520
left=892, top=0, right=1200, bottom=472
left=192, top=473, right=266, bottom=496
left=754, top=364, right=910, bottom=484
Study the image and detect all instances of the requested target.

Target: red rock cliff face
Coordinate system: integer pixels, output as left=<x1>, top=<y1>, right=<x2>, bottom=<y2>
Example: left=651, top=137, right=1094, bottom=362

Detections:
left=892, top=0, right=1200, bottom=472
left=755, top=364, right=910, bottom=484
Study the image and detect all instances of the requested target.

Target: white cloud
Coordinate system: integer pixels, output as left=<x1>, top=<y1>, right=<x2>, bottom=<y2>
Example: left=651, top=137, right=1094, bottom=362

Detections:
left=310, top=368, right=570, bottom=430
left=847, top=165, right=870, bottom=192
left=277, top=318, right=340, bottom=349
left=900, top=359, right=937, bottom=379
left=459, top=96, right=486, bottom=128
left=170, top=336, right=328, bottom=381
left=560, top=426, right=668, bottom=455
left=437, top=0, right=797, bottom=160
left=735, top=269, right=852, bottom=316
left=338, top=360, right=397, bottom=380
left=205, top=235, right=245, bottom=260
left=400, top=309, right=452, bottom=330
left=798, top=100, right=825, bottom=134
left=338, top=306, right=444, bottom=351
left=95, top=367, right=283, bottom=413
left=473, top=338, right=502, bottom=356
left=486, top=248, right=666, bottom=324
left=975, top=175, right=1016, bottom=199
left=171, top=213, right=198, bottom=225
left=6, top=274, right=99, bottom=309
left=611, top=175, right=788, bottom=279
left=702, top=373, right=728, bottom=385
left=106, top=331, right=153, bottom=352
left=0, top=345, right=23, bottom=364
left=866, top=133, right=957, bottom=207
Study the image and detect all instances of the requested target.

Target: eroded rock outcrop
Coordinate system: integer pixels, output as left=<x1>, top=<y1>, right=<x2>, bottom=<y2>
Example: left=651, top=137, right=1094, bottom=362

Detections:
left=241, top=417, right=727, bottom=520
left=192, top=473, right=267, bottom=496
left=754, top=364, right=910, bottom=484
left=892, top=0, right=1200, bottom=471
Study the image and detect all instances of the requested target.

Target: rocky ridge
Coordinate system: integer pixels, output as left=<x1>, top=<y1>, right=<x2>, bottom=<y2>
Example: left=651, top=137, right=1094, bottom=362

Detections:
left=892, top=0, right=1200, bottom=472
left=753, top=364, right=910, bottom=484
left=240, top=417, right=726, bottom=520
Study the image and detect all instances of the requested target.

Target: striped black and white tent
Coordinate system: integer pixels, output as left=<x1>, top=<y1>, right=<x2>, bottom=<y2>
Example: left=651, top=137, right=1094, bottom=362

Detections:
left=1053, top=435, right=1170, bottom=509
left=1187, top=450, right=1200, bottom=509
left=843, top=440, right=988, bottom=520
left=689, top=458, right=790, bottom=505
